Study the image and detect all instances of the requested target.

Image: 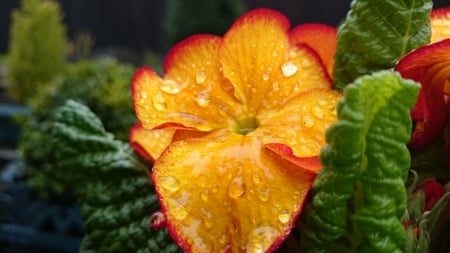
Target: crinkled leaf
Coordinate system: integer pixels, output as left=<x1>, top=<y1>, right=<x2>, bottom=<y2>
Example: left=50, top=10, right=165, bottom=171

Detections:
left=300, top=71, right=420, bottom=252
left=333, top=0, right=432, bottom=89
left=49, top=100, right=180, bottom=253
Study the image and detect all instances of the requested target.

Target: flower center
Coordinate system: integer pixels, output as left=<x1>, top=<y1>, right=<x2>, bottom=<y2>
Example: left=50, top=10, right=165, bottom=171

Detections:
left=234, top=117, right=260, bottom=135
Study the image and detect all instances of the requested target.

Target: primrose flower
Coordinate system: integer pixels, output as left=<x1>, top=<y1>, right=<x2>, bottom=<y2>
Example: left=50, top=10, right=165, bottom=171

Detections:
left=396, top=7, right=450, bottom=150
left=131, top=8, right=340, bottom=252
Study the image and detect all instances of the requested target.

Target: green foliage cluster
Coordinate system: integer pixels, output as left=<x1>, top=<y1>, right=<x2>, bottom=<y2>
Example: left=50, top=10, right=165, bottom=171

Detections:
left=6, top=0, right=67, bottom=103
left=21, top=57, right=136, bottom=194
left=300, top=71, right=420, bottom=252
left=165, top=0, right=245, bottom=49
left=333, top=0, right=432, bottom=89
left=40, top=100, right=179, bottom=252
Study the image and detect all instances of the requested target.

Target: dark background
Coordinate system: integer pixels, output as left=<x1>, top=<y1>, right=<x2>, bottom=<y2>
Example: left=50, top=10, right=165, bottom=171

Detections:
left=1, top=0, right=448, bottom=55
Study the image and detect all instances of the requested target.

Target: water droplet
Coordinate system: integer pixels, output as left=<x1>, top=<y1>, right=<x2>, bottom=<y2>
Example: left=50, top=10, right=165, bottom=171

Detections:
left=281, top=62, right=298, bottom=77
left=195, top=91, right=210, bottom=107
left=149, top=210, right=166, bottom=230
left=272, top=50, right=279, bottom=58
left=278, top=209, right=290, bottom=224
left=201, top=189, right=209, bottom=201
left=288, top=49, right=297, bottom=58
left=196, top=71, right=206, bottom=84
left=152, top=94, right=167, bottom=111
left=172, top=202, right=188, bottom=220
left=272, top=82, right=280, bottom=91
left=161, top=80, right=181, bottom=94
left=302, top=115, right=314, bottom=128
left=140, top=91, right=148, bottom=99
left=258, top=188, right=270, bottom=202
left=229, top=177, right=244, bottom=198
left=262, top=73, right=269, bottom=81
left=312, top=106, right=324, bottom=119
left=219, top=235, right=227, bottom=244
left=204, top=220, right=213, bottom=228
left=160, top=176, right=180, bottom=192
left=211, top=183, right=219, bottom=193
left=205, top=60, right=212, bottom=66
left=252, top=174, right=261, bottom=184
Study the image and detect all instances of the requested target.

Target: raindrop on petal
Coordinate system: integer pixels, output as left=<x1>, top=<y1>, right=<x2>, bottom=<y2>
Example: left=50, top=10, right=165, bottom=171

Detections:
left=262, top=73, right=269, bottom=81
left=278, top=209, right=290, bottom=224
left=272, top=82, right=280, bottom=92
left=281, top=62, right=298, bottom=77
left=196, top=71, right=207, bottom=84
left=229, top=177, right=244, bottom=198
left=252, top=174, right=261, bottom=184
left=303, top=115, right=315, bottom=128
left=201, top=189, right=209, bottom=201
left=152, top=94, right=167, bottom=111
left=195, top=91, right=210, bottom=107
left=258, top=188, right=270, bottom=202
left=172, top=202, right=188, bottom=220
left=159, top=176, right=180, bottom=192
left=149, top=210, right=166, bottom=230
left=312, top=106, right=324, bottom=119
left=161, top=80, right=182, bottom=94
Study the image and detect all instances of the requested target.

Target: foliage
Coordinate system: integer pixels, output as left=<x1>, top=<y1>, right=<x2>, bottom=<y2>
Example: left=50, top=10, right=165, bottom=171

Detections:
left=6, top=0, right=67, bottom=103
left=44, top=100, right=180, bottom=252
left=300, top=71, right=420, bottom=252
left=333, top=0, right=432, bottom=89
left=164, top=0, right=245, bottom=49
left=21, top=57, right=136, bottom=194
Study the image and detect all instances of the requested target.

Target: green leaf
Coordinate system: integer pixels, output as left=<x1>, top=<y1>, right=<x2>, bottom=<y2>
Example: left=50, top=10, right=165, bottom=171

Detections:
left=49, top=100, right=180, bottom=253
left=333, top=0, right=432, bottom=89
left=300, top=71, right=420, bottom=253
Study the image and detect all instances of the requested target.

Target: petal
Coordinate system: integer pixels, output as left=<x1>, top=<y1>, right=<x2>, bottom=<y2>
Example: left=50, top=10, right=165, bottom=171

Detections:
left=395, top=39, right=450, bottom=149
left=132, top=35, right=239, bottom=132
left=431, top=7, right=450, bottom=43
left=255, top=88, right=341, bottom=157
left=130, top=124, right=175, bottom=162
left=289, top=23, right=337, bottom=77
left=153, top=134, right=316, bottom=253
left=219, top=8, right=331, bottom=116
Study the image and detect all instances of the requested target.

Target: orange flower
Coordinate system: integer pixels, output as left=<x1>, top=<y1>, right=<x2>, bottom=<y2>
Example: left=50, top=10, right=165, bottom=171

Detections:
left=131, top=8, right=340, bottom=252
left=396, top=7, right=450, bottom=150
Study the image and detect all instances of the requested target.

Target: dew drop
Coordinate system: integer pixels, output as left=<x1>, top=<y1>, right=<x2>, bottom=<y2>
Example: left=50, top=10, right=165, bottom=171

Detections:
left=288, top=49, right=297, bottom=58
left=258, top=188, right=270, bottom=202
left=312, top=106, right=324, bottom=119
left=204, top=220, right=213, bottom=229
left=278, top=209, right=290, bottom=224
left=201, top=189, right=209, bottom=201
left=140, top=91, right=148, bottom=99
left=172, top=203, right=188, bottom=220
left=149, top=210, right=166, bottom=230
left=196, top=71, right=207, bottom=84
left=219, top=235, right=227, bottom=244
left=152, top=94, right=167, bottom=111
left=161, top=80, right=181, bottom=94
left=252, top=174, right=261, bottom=184
left=302, top=115, right=315, bottom=128
left=195, top=91, right=210, bottom=107
left=281, top=62, right=298, bottom=77
left=272, top=50, right=279, bottom=58
left=272, top=82, right=280, bottom=91
left=262, top=72, right=269, bottom=81
left=229, top=177, right=244, bottom=198
left=160, top=176, right=180, bottom=192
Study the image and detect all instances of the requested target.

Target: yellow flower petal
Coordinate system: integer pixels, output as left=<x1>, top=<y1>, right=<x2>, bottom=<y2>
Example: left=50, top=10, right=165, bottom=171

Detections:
left=132, top=35, right=240, bottom=132
left=255, top=88, right=341, bottom=157
left=130, top=124, right=175, bottom=162
left=219, top=9, right=331, bottom=116
left=431, top=7, right=450, bottom=43
left=153, top=133, right=316, bottom=253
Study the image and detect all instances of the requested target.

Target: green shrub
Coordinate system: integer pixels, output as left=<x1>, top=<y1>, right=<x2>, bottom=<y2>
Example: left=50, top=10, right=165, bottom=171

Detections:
left=21, top=57, right=136, bottom=194
left=6, top=0, right=67, bottom=103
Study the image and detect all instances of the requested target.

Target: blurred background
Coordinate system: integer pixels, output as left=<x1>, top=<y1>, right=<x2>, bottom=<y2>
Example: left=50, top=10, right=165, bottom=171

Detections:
left=0, top=0, right=448, bottom=252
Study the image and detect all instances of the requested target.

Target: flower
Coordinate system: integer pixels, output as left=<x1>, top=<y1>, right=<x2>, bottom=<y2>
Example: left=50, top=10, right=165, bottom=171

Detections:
left=131, top=8, right=340, bottom=252
left=396, top=7, right=450, bottom=150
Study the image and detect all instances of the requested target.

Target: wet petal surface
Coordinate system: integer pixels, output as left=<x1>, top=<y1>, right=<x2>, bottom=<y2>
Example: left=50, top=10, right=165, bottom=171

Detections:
left=153, top=134, right=316, bottom=253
